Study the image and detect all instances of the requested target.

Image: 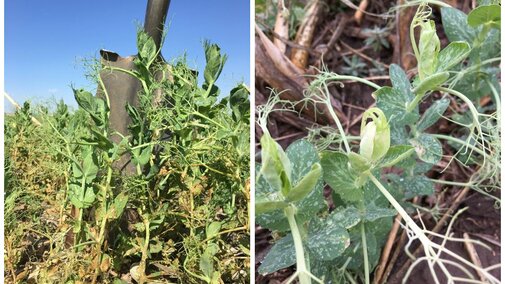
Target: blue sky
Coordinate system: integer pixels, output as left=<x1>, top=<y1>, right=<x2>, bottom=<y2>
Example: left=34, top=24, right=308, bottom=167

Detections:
left=5, top=0, right=250, bottom=112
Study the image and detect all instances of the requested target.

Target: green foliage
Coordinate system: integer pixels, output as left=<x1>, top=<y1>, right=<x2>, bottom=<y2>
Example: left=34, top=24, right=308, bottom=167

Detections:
left=256, top=2, right=500, bottom=283
left=5, top=29, right=250, bottom=284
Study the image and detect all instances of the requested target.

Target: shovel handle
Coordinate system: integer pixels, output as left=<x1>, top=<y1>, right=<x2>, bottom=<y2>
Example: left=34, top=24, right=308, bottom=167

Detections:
left=144, top=0, right=170, bottom=50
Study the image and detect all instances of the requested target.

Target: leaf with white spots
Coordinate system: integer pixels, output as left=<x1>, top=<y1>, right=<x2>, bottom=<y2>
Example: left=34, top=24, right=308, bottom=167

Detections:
left=410, top=134, right=443, bottom=165
left=307, top=217, right=350, bottom=261
left=321, top=151, right=362, bottom=202
left=286, top=140, right=326, bottom=221
left=258, top=234, right=296, bottom=275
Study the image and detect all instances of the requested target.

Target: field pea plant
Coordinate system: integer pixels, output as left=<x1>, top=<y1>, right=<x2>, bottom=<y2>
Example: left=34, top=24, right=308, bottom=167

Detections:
left=5, top=30, right=250, bottom=283
left=255, top=2, right=500, bottom=284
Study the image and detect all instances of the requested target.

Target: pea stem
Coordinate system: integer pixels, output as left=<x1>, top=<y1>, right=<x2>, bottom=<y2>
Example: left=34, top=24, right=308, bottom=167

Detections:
left=285, top=205, right=311, bottom=284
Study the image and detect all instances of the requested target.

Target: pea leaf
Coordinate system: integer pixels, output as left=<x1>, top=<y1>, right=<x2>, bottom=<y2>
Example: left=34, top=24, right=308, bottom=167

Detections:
left=389, top=64, right=412, bottom=97
left=364, top=204, right=397, bottom=222
left=417, top=98, right=450, bottom=132
left=255, top=165, right=290, bottom=231
left=259, top=133, right=291, bottom=195
left=388, top=174, right=435, bottom=199
left=307, top=217, right=350, bottom=261
left=286, top=163, right=322, bottom=203
left=137, top=31, right=157, bottom=66
left=206, top=222, right=222, bottom=239
left=441, top=7, right=477, bottom=43
left=199, top=243, right=219, bottom=279
left=203, top=41, right=227, bottom=89
left=109, top=191, right=128, bottom=219
left=410, top=134, right=443, bottom=164
left=328, top=206, right=361, bottom=229
left=229, top=84, right=250, bottom=122
left=380, top=145, right=415, bottom=168
left=467, top=5, right=500, bottom=28
left=258, top=234, right=296, bottom=275
left=286, top=140, right=326, bottom=220
left=418, top=20, right=440, bottom=79
left=375, top=86, right=419, bottom=126
left=436, top=42, right=471, bottom=72
left=255, top=199, right=288, bottom=214
left=414, top=72, right=450, bottom=96
left=320, top=151, right=361, bottom=202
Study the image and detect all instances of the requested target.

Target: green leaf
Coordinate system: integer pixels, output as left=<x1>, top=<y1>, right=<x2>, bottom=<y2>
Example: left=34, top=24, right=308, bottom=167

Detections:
left=436, top=42, right=471, bottom=72
left=414, top=72, right=450, bottom=95
left=348, top=152, right=371, bottom=173
left=478, top=29, right=500, bottom=61
left=388, top=174, right=435, bottom=199
left=81, top=148, right=99, bottom=183
left=375, top=86, right=419, bottom=125
left=307, top=217, right=350, bottom=261
left=285, top=140, right=326, bottom=219
left=364, top=204, right=397, bottom=222
left=320, top=151, right=361, bottom=202
left=328, top=206, right=361, bottom=229
left=109, top=192, right=128, bottom=219
left=286, top=163, right=322, bottom=203
left=255, top=165, right=290, bottom=231
left=132, top=146, right=152, bottom=167
left=255, top=200, right=289, bottom=214
left=206, top=222, right=222, bottom=239
left=259, top=133, right=291, bottom=195
left=417, top=98, right=450, bottom=132
left=467, top=5, right=500, bottom=28
left=73, top=88, right=95, bottom=113
left=88, top=129, right=114, bottom=151
left=380, top=145, right=415, bottom=168
left=203, top=41, right=227, bottom=88
left=229, top=84, right=250, bottom=122
left=389, top=64, right=412, bottom=98
left=258, top=234, right=296, bottom=275
left=453, top=68, right=499, bottom=100
left=441, top=7, right=477, bottom=43
left=410, top=134, right=443, bottom=164
left=200, top=243, right=219, bottom=279
left=73, top=88, right=107, bottom=127
left=137, top=31, right=157, bottom=66
left=418, top=20, right=440, bottom=79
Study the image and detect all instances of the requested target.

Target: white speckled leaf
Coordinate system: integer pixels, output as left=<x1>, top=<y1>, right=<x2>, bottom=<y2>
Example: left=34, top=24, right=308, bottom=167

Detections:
left=410, top=134, right=443, bottom=164
left=286, top=140, right=326, bottom=221
left=255, top=164, right=290, bottom=231
left=436, top=42, right=471, bottom=73
left=441, top=7, right=477, bottom=43
left=258, top=234, right=296, bottom=275
left=321, top=151, right=362, bottom=202
left=307, top=217, right=350, bottom=261
left=380, top=145, right=414, bottom=168
left=417, top=98, right=450, bottom=132
left=389, top=64, right=412, bottom=98
left=364, top=204, right=397, bottom=222
left=467, top=5, right=500, bottom=28
left=328, top=206, right=361, bottom=229
left=375, top=86, right=419, bottom=126
left=388, top=174, right=434, bottom=199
